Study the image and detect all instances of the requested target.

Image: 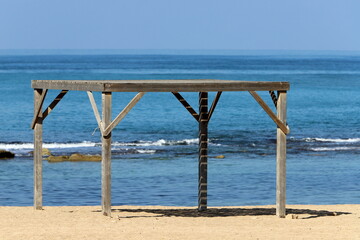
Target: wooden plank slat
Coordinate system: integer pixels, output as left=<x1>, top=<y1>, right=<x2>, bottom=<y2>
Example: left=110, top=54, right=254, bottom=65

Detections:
left=198, top=92, right=208, bottom=211
left=208, top=91, right=222, bottom=121
left=42, top=90, right=68, bottom=121
left=172, top=92, right=199, bottom=122
left=102, top=92, right=112, bottom=216
left=103, top=92, right=145, bottom=136
left=87, top=91, right=104, bottom=134
left=31, top=89, right=48, bottom=129
left=32, top=80, right=290, bottom=92
left=33, top=89, right=43, bottom=210
left=249, top=91, right=290, bottom=135
left=276, top=91, right=287, bottom=218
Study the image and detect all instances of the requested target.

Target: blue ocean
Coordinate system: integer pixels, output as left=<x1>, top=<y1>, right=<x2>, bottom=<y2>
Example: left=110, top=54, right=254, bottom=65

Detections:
left=1, top=51, right=360, bottom=206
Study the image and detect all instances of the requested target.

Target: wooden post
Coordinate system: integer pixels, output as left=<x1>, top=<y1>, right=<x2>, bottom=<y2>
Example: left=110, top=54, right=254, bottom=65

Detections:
left=276, top=91, right=287, bottom=217
left=34, top=89, right=43, bottom=210
left=198, top=92, right=208, bottom=211
left=102, top=92, right=112, bottom=216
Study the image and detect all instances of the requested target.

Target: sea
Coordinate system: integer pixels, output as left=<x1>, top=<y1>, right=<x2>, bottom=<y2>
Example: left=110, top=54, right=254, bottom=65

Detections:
left=0, top=50, right=360, bottom=207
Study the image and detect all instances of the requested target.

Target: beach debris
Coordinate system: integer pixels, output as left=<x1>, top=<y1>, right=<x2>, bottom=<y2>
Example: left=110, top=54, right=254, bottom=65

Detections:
left=0, top=149, right=15, bottom=159
left=215, top=155, right=225, bottom=159
left=47, top=153, right=101, bottom=162
left=286, top=214, right=299, bottom=219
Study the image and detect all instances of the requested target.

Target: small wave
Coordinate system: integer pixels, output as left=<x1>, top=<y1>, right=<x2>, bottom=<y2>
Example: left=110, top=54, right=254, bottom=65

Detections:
left=0, top=141, right=97, bottom=150
left=294, top=137, right=360, bottom=143
left=113, top=138, right=199, bottom=147
left=0, top=139, right=200, bottom=150
left=310, top=146, right=360, bottom=152
left=136, top=150, right=156, bottom=154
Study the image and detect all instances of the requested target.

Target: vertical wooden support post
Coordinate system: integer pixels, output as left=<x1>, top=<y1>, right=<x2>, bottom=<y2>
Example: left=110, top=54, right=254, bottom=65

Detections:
left=34, top=89, right=43, bottom=210
left=198, top=92, right=208, bottom=211
left=102, top=92, right=112, bottom=216
left=276, top=91, right=287, bottom=217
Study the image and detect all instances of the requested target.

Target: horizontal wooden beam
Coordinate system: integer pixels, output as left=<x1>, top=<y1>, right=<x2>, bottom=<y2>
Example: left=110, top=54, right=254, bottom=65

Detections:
left=32, top=80, right=290, bottom=92
left=249, top=91, right=290, bottom=135
left=31, top=89, right=48, bottom=129
left=172, top=92, right=199, bottom=122
left=103, top=92, right=145, bottom=136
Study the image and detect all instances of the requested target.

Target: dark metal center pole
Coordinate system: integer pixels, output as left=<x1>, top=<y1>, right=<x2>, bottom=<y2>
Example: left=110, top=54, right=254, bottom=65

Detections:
left=198, top=92, right=208, bottom=211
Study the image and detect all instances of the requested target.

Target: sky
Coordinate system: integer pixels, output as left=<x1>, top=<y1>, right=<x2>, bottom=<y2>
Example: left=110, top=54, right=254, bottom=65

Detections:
left=0, top=0, right=359, bottom=51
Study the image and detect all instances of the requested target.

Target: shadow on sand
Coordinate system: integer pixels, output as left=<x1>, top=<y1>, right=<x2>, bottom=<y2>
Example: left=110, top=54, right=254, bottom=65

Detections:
left=104, top=207, right=351, bottom=219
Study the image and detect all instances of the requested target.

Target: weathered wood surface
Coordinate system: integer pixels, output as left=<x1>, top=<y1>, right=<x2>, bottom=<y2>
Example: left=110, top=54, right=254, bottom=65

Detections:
left=34, top=89, right=43, bottom=209
left=208, top=91, right=222, bottom=121
left=102, top=92, right=112, bottom=216
left=87, top=91, right=104, bottom=134
left=249, top=91, right=290, bottom=135
left=103, top=92, right=145, bottom=136
left=276, top=91, right=287, bottom=218
left=42, top=90, right=68, bottom=121
left=31, top=89, right=48, bottom=129
left=32, top=80, right=290, bottom=92
left=198, top=92, right=208, bottom=211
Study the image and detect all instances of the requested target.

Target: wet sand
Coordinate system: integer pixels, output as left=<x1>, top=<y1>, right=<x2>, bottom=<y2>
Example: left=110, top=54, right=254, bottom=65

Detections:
left=1, top=205, right=359, bottom=239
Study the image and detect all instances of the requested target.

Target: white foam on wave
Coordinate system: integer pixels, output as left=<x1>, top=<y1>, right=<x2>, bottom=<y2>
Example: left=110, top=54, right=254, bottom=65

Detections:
left=0, top=138, right=201, bottom=150
left=136, top=150, right=156, bottom=154
left=310, top=146, right=360, bottom=151
left=113, top=138, right=199, bottom=147
left=303, top=138, right=360, bottom=143
left=0, top=141, right=97, bottom=150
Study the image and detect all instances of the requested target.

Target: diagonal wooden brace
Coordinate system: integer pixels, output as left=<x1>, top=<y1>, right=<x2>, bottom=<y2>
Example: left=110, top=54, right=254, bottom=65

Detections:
left=208, top=91, right=222, bottom=121
left=172, top=92, right=200, bottom=122
left=31, top=89, right=48, bottom=129
left=173, top=91, right=222, bottom=122
left=103, top=92, right=145, bottom=136
left=42, top=90, right=68, bottom=121
left=87, top=91, right=105, bottom=134
left=249, top=91, right=290, bottom=135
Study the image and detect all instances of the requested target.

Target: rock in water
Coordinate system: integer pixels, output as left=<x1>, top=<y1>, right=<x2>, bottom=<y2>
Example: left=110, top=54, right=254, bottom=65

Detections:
left=47, top=155, right=70, bottom=163
left=42, top=148, right=51, bottom=156
left=69, top=153, right=101, bottom=162
left=28, top=148, right=52, bottom=156
left=215, top=155, right=225, bottom=159
left=0, top=150, right=15, bottom=159
left=47, top=153, right=101, bottom=162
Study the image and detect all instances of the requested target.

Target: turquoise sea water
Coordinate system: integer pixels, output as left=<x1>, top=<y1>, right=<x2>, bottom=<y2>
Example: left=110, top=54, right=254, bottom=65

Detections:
left=0, top=51, right=360, bottom=206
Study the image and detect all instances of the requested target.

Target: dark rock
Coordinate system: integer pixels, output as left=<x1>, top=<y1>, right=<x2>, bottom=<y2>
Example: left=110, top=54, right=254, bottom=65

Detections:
left=0, top=149, right=15, bottom=159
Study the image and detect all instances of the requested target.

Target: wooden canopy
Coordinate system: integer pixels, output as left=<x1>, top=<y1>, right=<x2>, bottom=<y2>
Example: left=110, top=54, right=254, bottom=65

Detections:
left=32, top=79, right=289, bottom=218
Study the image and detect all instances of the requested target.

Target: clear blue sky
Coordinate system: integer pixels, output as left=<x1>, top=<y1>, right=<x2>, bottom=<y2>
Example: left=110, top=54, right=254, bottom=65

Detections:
left=0, top=0, right=359, bottom=50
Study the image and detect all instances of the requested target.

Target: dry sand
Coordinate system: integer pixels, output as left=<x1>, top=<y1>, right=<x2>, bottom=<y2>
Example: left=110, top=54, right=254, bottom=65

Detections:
left=1, top=205, right=359, bottom=239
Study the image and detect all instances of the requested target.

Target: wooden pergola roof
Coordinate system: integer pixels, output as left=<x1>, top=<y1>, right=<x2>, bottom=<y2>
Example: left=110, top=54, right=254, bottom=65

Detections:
left=31, top=79, right=289, bottom=218
left=32, top=79, right=290, bottom=92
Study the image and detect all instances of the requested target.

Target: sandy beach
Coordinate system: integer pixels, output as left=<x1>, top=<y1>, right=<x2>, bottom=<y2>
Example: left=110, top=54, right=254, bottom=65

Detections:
left=0, top=205, right=359, bottom=239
